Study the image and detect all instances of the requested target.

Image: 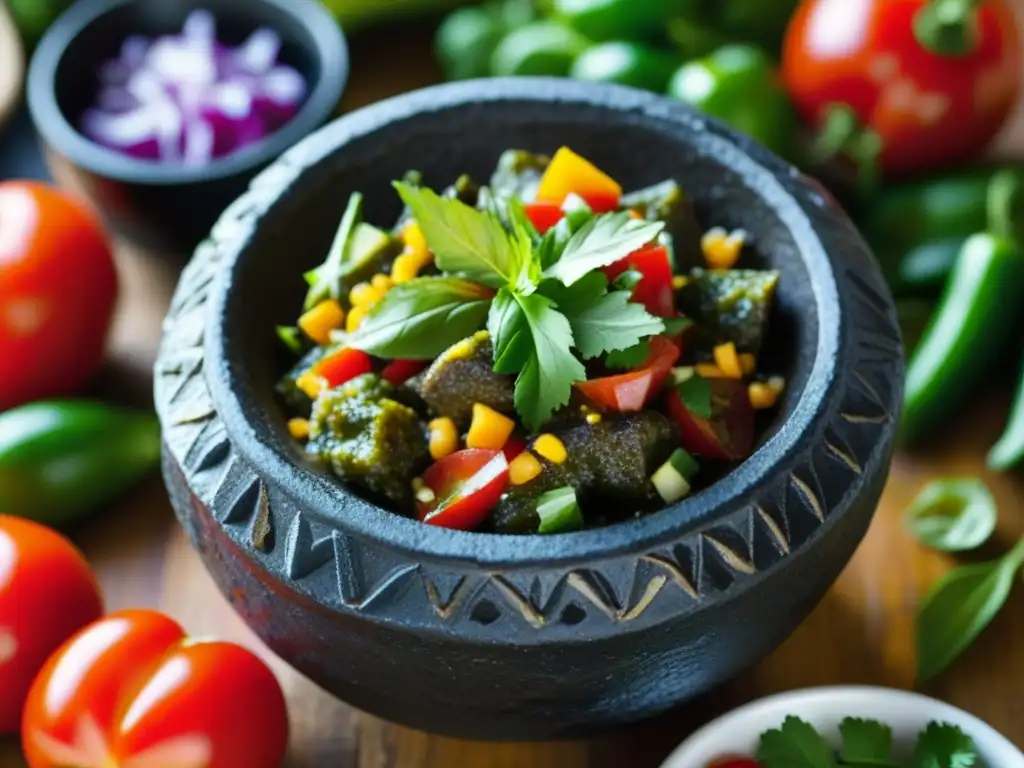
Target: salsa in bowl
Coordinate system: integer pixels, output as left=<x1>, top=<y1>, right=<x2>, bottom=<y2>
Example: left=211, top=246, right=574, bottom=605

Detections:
left=276, top=146, right=785, bottom=534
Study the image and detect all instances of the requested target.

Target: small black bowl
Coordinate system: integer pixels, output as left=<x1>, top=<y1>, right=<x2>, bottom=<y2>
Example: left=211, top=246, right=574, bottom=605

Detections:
left=26, top=0, right=347, bottom=254
left=156, top=79, right=903, bottom=740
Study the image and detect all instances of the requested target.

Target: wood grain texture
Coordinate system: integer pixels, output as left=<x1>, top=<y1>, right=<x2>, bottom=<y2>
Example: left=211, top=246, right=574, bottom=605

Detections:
left=4, top=18, right=1024, bottom=768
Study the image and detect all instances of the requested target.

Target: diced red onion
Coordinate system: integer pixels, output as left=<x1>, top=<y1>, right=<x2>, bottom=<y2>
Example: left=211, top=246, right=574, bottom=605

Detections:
left=81, top=9, right=306, bottom=165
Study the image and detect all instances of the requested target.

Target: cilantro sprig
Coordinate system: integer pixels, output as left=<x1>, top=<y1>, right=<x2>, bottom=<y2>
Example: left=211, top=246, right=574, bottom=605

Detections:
left=756, top=716, right=979, bottom=768
left=348, top=181, right=670, bottom=430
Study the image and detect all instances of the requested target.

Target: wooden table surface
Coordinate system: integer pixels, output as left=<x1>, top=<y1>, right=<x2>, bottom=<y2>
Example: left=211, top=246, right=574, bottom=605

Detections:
left=5, top=21, right=1024, bottom=768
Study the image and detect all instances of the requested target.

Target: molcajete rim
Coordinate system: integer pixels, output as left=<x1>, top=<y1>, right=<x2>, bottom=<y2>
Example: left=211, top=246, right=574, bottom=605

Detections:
left=157, top=78, right=902, bottom=636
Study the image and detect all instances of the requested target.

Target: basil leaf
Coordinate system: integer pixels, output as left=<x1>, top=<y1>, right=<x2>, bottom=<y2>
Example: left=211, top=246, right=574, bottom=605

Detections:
left=915, top=536, right=1024, bottom=682
left=393, top=181, right=530, bottom=289
left=488, top=287, right=533, bottom=374
left=303, top=192, right=363, bottom=309
left=348, top=277, right=492, bottom=359
left=536, top=486, right=584, bottom=534
left=838, top=718, right=894, bottom=765
left=757, top=716, right=837, bottom=768
left=606, top=340, right=650, bottom=370
left=511, top=293, right=585, bottom=431
left=911, top=722, right=979, bottom=768
left=904, top=478, right=997, bottom=553
left=674, top=369, right=712, bottom=419
left=544, top=211, right=664, bottom=286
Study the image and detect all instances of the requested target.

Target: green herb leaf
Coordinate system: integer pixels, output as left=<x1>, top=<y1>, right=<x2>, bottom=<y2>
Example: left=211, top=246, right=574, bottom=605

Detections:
left=348, top=277, right=492, bottom=360
left=663, top=316, right=693, bottom=337
left=915, top=536, right=1024, bottom=681
left=303, top=192, right=363, bottom=309
left=544, top=211, right=664, bottom=286
left=276, top=326, right=304, bottom=354
left=612, top=267, right=644, bottom=292
left=488, top=287, right=533, bottom=374
left=838, top=718, right=894, bottom=765
left=757, top=716, right=837, bottom=768
left=511, top=293, right=586, bottom=431
left=393, top=181, right=529, bottom=289
left=536, top=486, right=584, bottom=534
left=911, top=722, right=979, bottom=768
left=673, top=368, right=712, bottom=419
left=606, top=340, right=650, bottom=370
left=904, top=478, right=997, bottom=553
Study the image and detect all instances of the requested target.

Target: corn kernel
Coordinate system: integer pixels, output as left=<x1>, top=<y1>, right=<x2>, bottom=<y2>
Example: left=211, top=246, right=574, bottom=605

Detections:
left=371, top=273, right=394, bottom=293
left=628, top=209, right=644, bottom=220
left=701, top=227, right=747, bottom=270
left=349, top=282, right=382, bottom=308
left=346, top=305, right=368, bottom=333
left=428, top=416, right=459, bottom=460
left=585, top=412, right=602, bottom=425
left=739, top=353, right=757, bottom=377
left=298, top=300, right=345, bottom=346
left=391, top=253, right=421, bottom=284
left=288, top=418, right=311, bottom=440
left=509, top=452, right=543, bottom=485
left=695, top=363, right=726, bottom=379
left=672, top=275, right=689, bottom=290
left=532, top=434, right=567, bottom=464
left=713, top=342, right=744, bottom=379
left=749, top=382, right=780, bottom=410
left=295, top=372, right=325, bottom=400
left=466, top=403, right=516, bottom=450
left=403, top=221, right=429, bottom=256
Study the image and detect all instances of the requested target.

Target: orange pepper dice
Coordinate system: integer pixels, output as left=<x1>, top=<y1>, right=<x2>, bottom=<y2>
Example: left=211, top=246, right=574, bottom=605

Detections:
left=535, top=147, right=622, bottom=212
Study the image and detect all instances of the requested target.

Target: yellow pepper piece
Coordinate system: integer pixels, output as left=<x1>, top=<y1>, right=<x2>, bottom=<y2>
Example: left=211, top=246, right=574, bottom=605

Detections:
left=346, top=305, right=368, bottom=333
left=371, top=273, right=394, bottom=293
left=695, top=363, right=726, bottom=379
left=672, top=275, right=689, bottom=290
left=298, top=300, right=345, bottom=346
left=585, top=412, right=602, bottom=425
left=749, top=382, right=779, bottom=410
left=536, top=147, right=622, bottom=206
left=713, top=342, right=744, bottom=379
left=403, top=221, right=429, bottom=257
left=701, top=227, right=747, bottom=270
left=295, top=373, right=326, bottom=400
left=391, top=252, right=422, bottom=284
left=767, top=376, right=786, bottom=394
left=509, top=452, right=543, bottom=486
left=428, top=417, right=459, bottom=461
left=288, top=418, right=311, bottom=440
left=532, top=434, right=567, bottom=464
left=349, top=282, right=383, bottom=308
left=466, top=403, right=516, bottom=451
left=739, top=353, right=757, bottom=377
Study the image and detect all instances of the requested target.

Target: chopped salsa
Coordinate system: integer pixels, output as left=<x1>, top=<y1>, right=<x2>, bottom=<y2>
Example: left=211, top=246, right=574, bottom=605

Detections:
left=276, top=147, right=785, bottom=534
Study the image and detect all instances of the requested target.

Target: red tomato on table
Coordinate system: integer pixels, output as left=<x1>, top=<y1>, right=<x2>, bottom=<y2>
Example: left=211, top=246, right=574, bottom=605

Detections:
left=0, top=516, right=103, bottom=734
left=782, top=0, right=1021, bottom=176
left=22, top=609, right=288, bottom=768
left=0, top=182, right=118, bottom=411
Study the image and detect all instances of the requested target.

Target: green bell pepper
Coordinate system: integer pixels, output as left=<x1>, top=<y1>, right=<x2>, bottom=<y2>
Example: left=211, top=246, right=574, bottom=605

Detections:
left=435, top=0, right=536, bottom=80
left=491, top=20, right=588, bottom=77
left=902, top=171, right=1024, bottom=444
left=0, top=400, right=161, bottom=526
left=553, top=0, right=679, bottom=42
left=709, top=0, right=800, bottom=55
left=569, top=41, right=680, bottom=92
left=666, top=45, right=797, bottom=162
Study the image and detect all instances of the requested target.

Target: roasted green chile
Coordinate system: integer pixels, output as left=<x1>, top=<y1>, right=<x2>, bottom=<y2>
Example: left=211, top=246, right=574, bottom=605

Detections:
left=569, top=41, right=680, bottom=92
left=988, top=360, right=1024, bottom=471
left=902, top=172, right=1024, bottom=444
left=0, top=400, right=161, bottom=526
left=553, top=0, right=678, bottom=41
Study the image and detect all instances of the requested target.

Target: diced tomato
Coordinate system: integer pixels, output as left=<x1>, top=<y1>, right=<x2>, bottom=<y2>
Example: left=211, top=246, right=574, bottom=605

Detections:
left=706, top=759, right=764, bottom=768
left=603, top=245, right=675, bottom=317
left=313, top=347, right=373, bottom=388
left=575, top=336, right=680, bottom=412
left=535, top=147, right=622, bottom=211
left=523, top=202, right=564, bottom=234
left=381, top=358, right=428, bottom=385
left=417, top=449, right=510, bottom=530
left=666, top=379, right=755, bottom=461
left=502, top=435, right=528, bottom=462
left=580, top=193, right=620, bottom=213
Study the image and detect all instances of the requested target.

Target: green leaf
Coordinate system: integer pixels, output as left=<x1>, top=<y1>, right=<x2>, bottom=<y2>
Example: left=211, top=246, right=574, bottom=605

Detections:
left=904, top=478, right=997, bottom=553
left=663, top=316, right=693, bottom=337
left=347, top=277, right=492, bottom=359
left=570, top=291, right=665, bottom=359
left=915, top=536, right=1024, bottom=682
left=673, top=369, right=712, bottom=419
left=276, top=325, right=304, bottom=354
left=910, top=722, right=979, bottom=768
left=838, top=718, right=894, bottom=765
left=544, top=211, right=664, bottom=286
left=536, top=486, right=584, bottom=534
left=393, top=181, right=529, bottom=289
left=303, top=192, right=363, bottom=309
left=757, top=716, right=837, bottom=768
left=511, top=293, right=586, bottom=431
left=606, top=340, right=650, bottom=370
left=612, top=267, right=644, bottom=292
left=488, top=288, right=533, bottom=374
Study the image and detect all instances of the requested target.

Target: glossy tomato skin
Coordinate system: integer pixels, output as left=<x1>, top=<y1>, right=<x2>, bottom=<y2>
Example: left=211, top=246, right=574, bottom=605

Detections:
left=707, top=759, right=764, bottom=768
left=783, top=0, right=1021, bottom=175
left=417, top=449, right=509, bottom=530
left=0, top=183, right=118, bottom=411
left=23, top=609, right=289, bottom=768
left=666, top=379, right=755, bottom=460
left=603, top=245, right=675, bottom=317
left=0, top=516, right=102, bottom=734
left=575, top=336, right=680, bottom=412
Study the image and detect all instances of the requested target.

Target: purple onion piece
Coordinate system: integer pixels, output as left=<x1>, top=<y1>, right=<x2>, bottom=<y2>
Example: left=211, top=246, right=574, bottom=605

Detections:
left=120, top=35, right=150, bottom=68
left=81, top=107, right=161, bottom=160
left=182, top=117, right=215, bottom=166
left=183, top=9, right=216, bottom=42
left=96, top=87, right=138, bottom=113
left=146, top=38, right=217, bottom=86
left=235, top=28, right=280, bottom=75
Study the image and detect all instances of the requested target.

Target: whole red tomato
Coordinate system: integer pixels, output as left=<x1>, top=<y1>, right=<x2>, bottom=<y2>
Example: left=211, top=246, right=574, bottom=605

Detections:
left=0, top=182, right=118, bottom=411
left=23, top=609, right=289, bottom=768
left=782, top=0, right=1021, bottom=176
left=0, top=515, right=103, bottom=734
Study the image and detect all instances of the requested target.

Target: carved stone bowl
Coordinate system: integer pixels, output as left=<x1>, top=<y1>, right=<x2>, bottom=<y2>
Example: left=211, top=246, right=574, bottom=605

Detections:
left=155, top=79, right=903, bottom=741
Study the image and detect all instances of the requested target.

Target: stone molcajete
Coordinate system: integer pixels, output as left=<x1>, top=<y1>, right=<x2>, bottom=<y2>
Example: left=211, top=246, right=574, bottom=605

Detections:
left=156, top=79, right=903, bottom=741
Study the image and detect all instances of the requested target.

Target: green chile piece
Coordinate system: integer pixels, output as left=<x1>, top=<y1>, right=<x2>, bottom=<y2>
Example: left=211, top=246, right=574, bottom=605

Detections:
left=435, top=7, right=505, bottom=80
left=0, top=400, right=161, bottom=526
left=676, top=268, right=780, bottom=356
left=554, top=0, right=679, bottom=42
left=491, top=21, right=588, bottom=77
left=569, top=41, right=680, bottom=92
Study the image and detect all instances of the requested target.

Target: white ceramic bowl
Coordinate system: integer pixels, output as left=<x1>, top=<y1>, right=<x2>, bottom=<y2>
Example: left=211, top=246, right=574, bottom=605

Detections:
left=660, top=686, right=1024, bottom=767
